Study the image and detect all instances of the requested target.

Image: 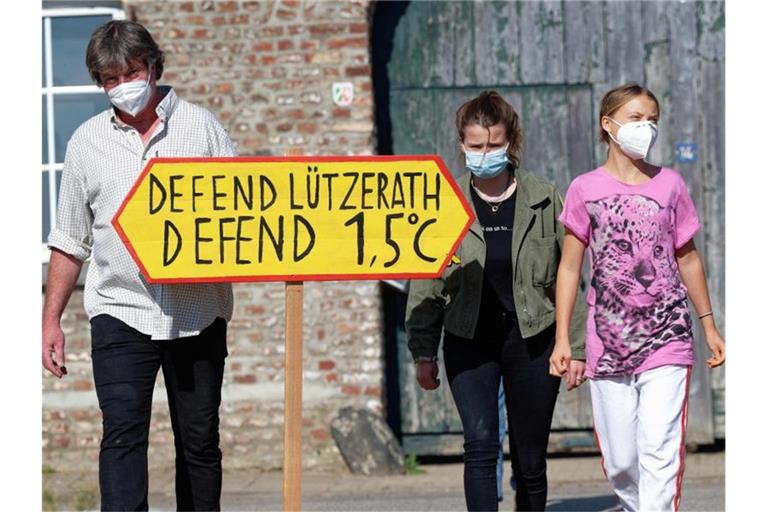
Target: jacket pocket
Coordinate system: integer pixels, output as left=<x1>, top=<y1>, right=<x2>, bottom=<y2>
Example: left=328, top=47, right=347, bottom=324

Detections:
left=524, top=236, right=558, bottom=287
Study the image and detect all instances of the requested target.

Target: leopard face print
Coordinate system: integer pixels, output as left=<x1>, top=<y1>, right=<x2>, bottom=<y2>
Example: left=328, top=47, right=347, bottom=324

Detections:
left=586, top=194, right=692, bottom=376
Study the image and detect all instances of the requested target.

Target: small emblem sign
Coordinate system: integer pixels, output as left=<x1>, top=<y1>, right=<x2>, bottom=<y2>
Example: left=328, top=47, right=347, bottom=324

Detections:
left=332, top=82, right=354, bottom=107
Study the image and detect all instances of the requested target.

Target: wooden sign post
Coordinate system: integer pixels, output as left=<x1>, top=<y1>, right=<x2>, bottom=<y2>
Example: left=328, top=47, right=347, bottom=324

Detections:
left=283, top=279, right=303, bottom=510
left=112, top=153, right=474, bottom=511
left=283, top=147, right=304, bottom=512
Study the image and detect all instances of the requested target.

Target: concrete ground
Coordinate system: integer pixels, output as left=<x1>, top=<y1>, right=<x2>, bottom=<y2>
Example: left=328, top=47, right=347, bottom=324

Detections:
left=43, top=451, right=724, bottom=511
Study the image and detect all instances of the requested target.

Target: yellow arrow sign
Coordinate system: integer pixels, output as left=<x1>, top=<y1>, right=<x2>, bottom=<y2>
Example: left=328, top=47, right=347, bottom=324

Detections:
left=112, top=156, right=473, bottom=283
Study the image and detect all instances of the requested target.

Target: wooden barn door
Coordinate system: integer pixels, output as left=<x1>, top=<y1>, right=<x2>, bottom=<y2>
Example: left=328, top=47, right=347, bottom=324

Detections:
left=384, top=0, right=724, bottom=455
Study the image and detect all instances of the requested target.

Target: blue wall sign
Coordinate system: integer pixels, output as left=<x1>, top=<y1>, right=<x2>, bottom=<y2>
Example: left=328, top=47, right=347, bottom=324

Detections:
left=674, top=142, right=698, bottom=164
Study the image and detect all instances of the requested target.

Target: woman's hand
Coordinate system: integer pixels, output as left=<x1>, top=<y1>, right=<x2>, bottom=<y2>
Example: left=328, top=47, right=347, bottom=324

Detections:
left=566, top=360, right=586, bottom=391
left=705, top=328, right=725, bottom=368
left=549, top=340, right=571, bottom=378
left=416, top=361, right=441, bottom=390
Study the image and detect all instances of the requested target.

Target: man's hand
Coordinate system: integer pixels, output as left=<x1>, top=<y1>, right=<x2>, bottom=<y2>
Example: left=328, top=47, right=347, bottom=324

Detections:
left=416, top=361, right=440, bottom=390
left=549, top=339, right=571, bottom=378
left=43, top=249, right=82, bottom=379
left=566, top=360, right=586, bottom=391
left=42, top=321, right=67, bottom=378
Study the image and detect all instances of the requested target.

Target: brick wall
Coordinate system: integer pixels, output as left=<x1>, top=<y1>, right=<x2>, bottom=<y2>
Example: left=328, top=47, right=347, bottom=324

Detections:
left=43, top=0, right=382, bottom=473
left=134, top=0, right=374, bottom=156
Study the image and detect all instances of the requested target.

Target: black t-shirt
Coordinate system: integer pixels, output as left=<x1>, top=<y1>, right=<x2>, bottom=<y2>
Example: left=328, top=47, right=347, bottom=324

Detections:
left=470, top=185, right=517, bottom=316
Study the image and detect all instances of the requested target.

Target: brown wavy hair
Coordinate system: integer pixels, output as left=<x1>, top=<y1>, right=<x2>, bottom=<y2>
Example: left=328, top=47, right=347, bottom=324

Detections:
left=599, top=83, right=660, bottom=143
left=455, top=90, right=522, bottom=169
left=86, top=20, right=165, bottom=86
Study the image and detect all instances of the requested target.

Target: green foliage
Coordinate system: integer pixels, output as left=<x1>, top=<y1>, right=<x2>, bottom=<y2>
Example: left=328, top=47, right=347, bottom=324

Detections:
left=72, top=487, right=98, bottom=511
left=404, top=453, right=426, bottom=475
left=42, top=489, right=57, bottom=512
left=42, top=464, right=56, bottom=475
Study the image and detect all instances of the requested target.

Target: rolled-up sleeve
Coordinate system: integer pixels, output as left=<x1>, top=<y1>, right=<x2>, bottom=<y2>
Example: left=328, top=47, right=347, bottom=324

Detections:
left=558, top=180, right=591, bottom=245
left=673, top=176, right=701, bottom=250
left=47, top=140, right=93, bottom=261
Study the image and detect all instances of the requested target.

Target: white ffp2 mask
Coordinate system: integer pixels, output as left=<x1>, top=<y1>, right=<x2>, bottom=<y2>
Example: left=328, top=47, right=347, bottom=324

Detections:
left=107, top=75, right=153, bottom=117
left=606, top=118, right=658, bottom=161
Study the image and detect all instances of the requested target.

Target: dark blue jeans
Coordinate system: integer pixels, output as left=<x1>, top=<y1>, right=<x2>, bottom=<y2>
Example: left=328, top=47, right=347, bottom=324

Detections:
left=90, top=314, right=228, bottom=511
left=444, top=316, right=560, bottom=511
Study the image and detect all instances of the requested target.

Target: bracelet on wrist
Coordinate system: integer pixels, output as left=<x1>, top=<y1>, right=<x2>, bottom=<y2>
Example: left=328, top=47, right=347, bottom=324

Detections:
left=698, top=311, right=713, bottom=320
left=414, top=356, right=438, bottom=364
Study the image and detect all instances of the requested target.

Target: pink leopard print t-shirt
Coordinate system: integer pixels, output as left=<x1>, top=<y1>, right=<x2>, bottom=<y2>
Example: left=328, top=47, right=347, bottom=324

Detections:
left=559, top=167, right=699, bottom=378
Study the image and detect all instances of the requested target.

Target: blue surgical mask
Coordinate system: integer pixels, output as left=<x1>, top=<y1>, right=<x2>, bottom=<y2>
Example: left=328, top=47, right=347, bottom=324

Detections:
left=464, top=144, right=509, bottom=179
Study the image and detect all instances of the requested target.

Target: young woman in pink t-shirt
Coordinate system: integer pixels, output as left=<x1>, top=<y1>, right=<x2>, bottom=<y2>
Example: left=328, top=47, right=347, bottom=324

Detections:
left=549, top=83, right=725, bottom=512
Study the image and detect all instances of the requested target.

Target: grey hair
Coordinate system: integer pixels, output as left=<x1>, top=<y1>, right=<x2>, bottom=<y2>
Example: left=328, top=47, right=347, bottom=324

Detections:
left=85, top=20, right=165, bottom=86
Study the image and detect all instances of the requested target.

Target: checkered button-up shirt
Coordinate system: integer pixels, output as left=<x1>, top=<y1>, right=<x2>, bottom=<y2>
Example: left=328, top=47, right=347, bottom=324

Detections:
left=48, top=87, right=236, bottom=339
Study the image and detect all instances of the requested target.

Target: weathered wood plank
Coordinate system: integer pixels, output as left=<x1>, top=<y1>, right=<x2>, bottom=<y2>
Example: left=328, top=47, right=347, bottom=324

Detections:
left=641, top=0, right=671, bottom=44
left=389, top=88, right=437, bottom=157
left=551, top=87, right=593, bottom=426
left=644, top=40, right=674, bottom=166
left=564, top=0, right=605, bottom=84
left=590, top=81, right=614, bottom=172
left=696, top=57, right=725, bottom=439
left=605, top=1, right=645, bottom=84
left=429, top=0, right=456, bottom=87
left=697, top=1, right=725, bottom=61
left=397, top=331, right=461, bottom=434
left=473, top=1, right=519, bottom=86
left=388, top=1, right=426, bottom=89
left=565, top=86, right=596, bottom=185
left=668, top=1, right=698, bottom=143
left=453, top=1, right=476, bottom=87
left=520, top=86, right=570, bottom=192
left=668, top=0, right=714, bottom=446
left=519, top=1, right=565, bottom=84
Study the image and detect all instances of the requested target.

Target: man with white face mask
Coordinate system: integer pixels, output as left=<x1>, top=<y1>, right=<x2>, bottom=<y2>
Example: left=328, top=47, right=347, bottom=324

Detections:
left=42, top=20, right=237, bottom=511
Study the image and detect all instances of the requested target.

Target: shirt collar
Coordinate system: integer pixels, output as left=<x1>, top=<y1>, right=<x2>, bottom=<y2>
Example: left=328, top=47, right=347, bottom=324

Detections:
left=110, top=85, right=178, bottom=128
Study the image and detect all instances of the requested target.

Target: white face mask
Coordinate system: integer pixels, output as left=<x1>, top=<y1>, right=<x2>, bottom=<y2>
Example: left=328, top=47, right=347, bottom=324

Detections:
left=606, top=117, right=658, bottom=161
left=107, top=74, right=153, bottom=117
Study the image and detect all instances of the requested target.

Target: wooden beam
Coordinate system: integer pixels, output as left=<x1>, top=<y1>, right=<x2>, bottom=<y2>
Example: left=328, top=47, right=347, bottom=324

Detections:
left=283, top=279, right=303, bottom=511
left=283, top=146, right=305, bottom=511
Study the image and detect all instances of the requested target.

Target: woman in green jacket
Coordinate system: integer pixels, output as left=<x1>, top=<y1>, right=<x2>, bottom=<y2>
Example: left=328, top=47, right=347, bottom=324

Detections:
left=406, top=91, right=587, bottom=511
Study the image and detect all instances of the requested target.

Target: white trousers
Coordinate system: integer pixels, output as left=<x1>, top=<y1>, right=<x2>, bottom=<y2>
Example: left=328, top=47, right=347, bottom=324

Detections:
left=590, top=364, right=691, bottom=512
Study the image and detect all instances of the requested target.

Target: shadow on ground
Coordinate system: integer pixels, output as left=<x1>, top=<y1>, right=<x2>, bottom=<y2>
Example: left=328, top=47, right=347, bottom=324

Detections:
left=548, top=494, right=620, bottom=511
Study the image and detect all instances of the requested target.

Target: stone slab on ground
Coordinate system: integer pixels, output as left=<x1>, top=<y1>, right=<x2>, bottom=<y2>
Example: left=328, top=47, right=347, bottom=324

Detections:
left=330, top=407, right=405, bottom=476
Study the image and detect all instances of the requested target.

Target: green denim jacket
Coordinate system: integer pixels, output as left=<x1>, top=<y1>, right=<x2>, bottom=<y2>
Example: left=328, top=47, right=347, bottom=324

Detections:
left=405, top=169, right=587, bottom=360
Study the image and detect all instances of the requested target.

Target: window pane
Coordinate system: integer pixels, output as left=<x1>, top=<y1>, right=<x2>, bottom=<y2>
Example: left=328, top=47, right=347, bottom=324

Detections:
left=42, top=19, right=46, bottom=87
left=42, top=171, right=62, bottom=243
left=42, top=171, right=49, bottom=243
left=43, top=96, right=48, bottom=164
left=51, top=15, right=111, bottom=86
left=53, top=93, right=110, bottom=163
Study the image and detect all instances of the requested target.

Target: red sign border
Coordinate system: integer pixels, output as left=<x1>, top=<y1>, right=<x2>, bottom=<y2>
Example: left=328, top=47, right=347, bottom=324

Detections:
left=112, top=155, right=475, bottom=284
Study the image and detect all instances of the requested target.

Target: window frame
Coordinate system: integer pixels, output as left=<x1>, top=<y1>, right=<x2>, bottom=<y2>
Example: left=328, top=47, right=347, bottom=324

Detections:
left=42, top=6, right=124, bottom=272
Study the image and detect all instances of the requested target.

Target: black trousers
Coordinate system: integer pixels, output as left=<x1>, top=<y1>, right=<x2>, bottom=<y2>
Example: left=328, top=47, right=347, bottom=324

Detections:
left=90, top=314, right=228, bottom=511
left=444, top=315, right=560, bottom=512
